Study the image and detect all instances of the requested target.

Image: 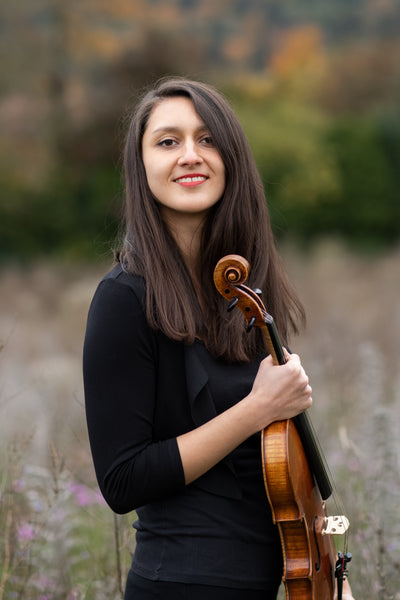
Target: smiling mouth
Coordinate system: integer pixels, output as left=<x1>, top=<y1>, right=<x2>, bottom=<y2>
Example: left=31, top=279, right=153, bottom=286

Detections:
left=174, top=175, right=208, bottom=186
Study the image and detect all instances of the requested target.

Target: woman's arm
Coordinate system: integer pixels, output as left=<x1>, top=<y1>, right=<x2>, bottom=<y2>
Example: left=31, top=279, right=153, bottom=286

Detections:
left=83, top=276, right=186, bottom=513
left=177, top=351, right=312, bottom=484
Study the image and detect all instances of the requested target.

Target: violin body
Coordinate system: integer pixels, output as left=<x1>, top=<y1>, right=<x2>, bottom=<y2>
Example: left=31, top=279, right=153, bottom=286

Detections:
left=262, top=420, right=335, bottom=598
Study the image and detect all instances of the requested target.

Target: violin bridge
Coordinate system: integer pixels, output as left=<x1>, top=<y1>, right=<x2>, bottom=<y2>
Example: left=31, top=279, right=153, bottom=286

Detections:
left=322, top=515, right=350, bottom=536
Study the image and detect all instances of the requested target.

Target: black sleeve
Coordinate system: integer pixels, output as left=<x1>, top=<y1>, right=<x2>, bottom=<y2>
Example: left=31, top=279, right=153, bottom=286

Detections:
left=83, top=276, right=186, bottom=513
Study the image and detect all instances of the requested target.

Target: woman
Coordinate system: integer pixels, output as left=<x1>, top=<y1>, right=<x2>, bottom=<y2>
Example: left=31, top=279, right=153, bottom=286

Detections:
left=83, top=77, right=354, bottom=599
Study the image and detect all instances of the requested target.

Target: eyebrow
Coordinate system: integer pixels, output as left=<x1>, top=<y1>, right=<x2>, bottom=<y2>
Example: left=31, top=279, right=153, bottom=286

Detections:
left=149, top=125, right=209, bottom=138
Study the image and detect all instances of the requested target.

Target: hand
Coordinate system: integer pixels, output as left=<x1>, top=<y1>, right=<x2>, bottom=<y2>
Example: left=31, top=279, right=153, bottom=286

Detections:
left=247, top=351, right=312, bottom=431
left=178, top=350, right=312, bottom=484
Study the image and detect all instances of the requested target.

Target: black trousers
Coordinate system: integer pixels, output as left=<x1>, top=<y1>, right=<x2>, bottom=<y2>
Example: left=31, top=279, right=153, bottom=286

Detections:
left=124, top=571, right=280, bottom=600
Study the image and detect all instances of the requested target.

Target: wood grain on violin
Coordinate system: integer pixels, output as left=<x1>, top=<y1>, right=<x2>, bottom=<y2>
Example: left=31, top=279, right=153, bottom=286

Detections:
left=214, top=255, right=351, bottom=600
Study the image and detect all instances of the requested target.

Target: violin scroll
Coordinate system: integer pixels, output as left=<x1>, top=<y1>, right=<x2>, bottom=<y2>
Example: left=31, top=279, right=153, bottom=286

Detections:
left=213, top=254, right=250, bottom=288
left=213, top=255, right=269, bottom=332
left=214, top=255, right=286, bottom=364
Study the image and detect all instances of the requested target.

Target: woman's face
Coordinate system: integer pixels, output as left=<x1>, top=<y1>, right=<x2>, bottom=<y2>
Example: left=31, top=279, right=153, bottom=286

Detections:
left=141, top=96, right=226, bottom=231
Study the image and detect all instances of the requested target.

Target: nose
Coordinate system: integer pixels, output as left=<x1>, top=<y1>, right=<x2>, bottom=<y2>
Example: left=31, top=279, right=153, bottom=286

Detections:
left=177, top=140, right=203, bottom=166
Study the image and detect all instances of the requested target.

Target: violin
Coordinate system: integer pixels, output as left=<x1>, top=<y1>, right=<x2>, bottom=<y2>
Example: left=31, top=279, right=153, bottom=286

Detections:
left=213, top=255, right=352, bottom=600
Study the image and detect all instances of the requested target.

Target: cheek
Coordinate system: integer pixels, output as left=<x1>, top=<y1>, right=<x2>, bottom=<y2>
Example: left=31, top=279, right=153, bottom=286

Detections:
left=146, top=177, right=162, bottom=202
left=143, top=161, right=162, bottom=194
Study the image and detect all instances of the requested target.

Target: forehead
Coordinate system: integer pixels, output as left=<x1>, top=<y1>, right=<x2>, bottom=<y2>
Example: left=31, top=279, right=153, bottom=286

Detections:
left=145, top=96, right=206, bottom=133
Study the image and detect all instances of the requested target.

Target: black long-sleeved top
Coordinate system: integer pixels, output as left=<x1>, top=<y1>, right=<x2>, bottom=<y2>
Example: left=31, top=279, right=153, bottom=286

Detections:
left=83, top=264, right=283, bottom=590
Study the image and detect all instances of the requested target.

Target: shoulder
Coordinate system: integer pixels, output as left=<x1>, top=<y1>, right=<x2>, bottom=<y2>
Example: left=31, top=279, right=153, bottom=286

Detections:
left=94, top=264, right=145, bottom=307
left=103, top=263, right=145, bottom=296
left=84, top=264, right=158, bottom=361
left=87, top=263, right=147, bottom=326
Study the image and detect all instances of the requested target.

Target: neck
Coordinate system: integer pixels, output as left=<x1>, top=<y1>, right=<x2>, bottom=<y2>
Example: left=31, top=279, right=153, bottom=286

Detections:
left=163, top=212, right=205, bottom=276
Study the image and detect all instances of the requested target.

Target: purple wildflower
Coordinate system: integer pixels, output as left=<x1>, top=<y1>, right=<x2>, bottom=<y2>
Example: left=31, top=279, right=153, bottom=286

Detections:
left=67, top=481, right=105, bottom=507
left=17, top=522, right=35, bottom=542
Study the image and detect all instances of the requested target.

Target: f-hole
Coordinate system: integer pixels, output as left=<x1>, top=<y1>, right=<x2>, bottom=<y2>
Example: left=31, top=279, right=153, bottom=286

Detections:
left=313, top=516, right=321, bottom=571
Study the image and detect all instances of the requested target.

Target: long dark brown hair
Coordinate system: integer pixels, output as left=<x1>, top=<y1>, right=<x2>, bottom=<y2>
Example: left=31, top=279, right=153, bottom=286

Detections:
left=119, top=77, right=305, bottom=361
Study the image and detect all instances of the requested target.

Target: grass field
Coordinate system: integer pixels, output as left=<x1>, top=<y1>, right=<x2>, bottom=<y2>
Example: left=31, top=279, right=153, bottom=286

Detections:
left=1, top=240, right=399, bottom=599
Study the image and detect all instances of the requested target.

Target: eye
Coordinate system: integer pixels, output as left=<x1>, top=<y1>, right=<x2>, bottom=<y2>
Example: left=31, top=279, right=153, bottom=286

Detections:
left=158, top=138, right=177, bottom=148
left=200, top=135, right=214, bottom=146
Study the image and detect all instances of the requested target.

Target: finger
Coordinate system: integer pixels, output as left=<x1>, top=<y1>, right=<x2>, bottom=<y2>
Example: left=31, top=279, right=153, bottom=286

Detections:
left=304, top=382, right=312, bottom=395
left=285, top=350, right=300, bottom=363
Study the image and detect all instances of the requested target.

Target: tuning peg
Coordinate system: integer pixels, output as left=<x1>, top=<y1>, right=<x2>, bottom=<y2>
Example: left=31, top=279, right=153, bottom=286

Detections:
left=335, top=551, right=352, bottom=581
left=254, top=288, right=262, bottom=296
left=337, top=551, right=352, bottom=566
left=227, top=296, right=239, bottom=312
left=246, top=316, right=256, bottom=332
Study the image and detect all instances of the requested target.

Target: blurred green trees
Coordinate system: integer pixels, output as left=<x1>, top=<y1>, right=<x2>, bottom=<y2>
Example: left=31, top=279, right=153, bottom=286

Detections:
left=241, top=99, right=400, bottom=249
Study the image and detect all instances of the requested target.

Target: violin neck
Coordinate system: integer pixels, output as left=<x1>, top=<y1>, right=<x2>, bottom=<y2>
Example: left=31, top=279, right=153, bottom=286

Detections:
left=264, top=314, right=333, bottom=501
left=293, top=412, right=332, bottom=500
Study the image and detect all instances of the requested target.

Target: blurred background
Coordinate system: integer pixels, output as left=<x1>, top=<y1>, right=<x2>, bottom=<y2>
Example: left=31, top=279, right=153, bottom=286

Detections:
left=0, top=1, right=399, bottom=598
left=1, top=0, right=400, bottom=258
